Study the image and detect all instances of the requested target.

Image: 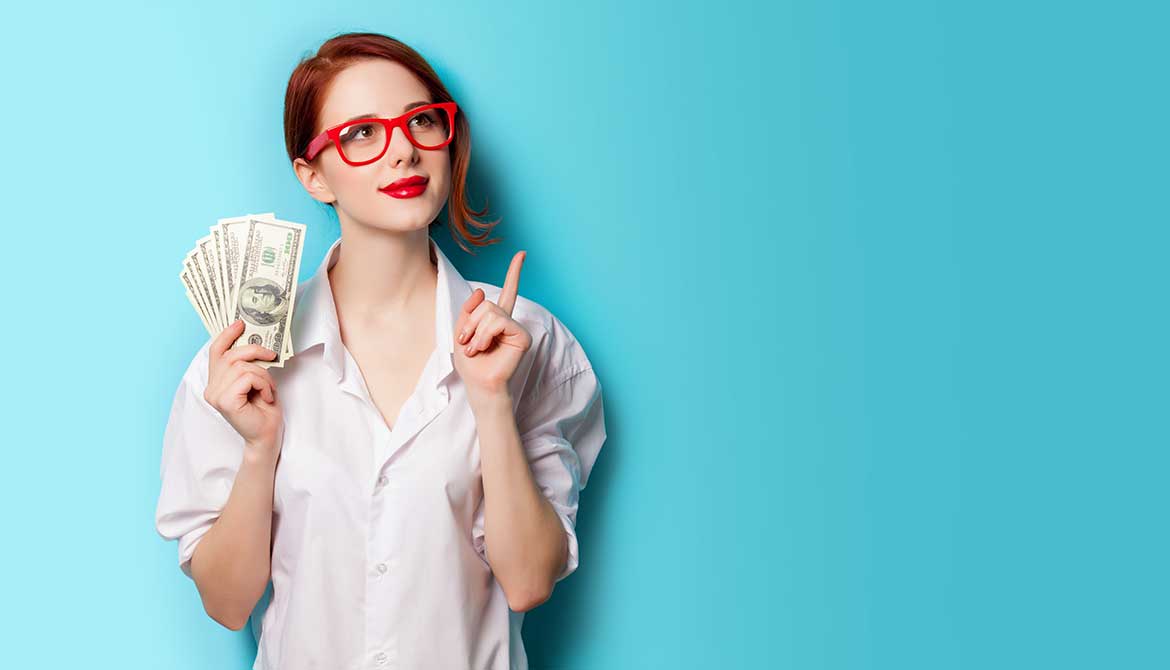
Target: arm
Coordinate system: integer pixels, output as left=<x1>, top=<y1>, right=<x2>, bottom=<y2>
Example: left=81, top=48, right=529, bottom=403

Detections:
left=155, top=324, right=284, bottom=631
left=190, top=442, right=279, bottom=631
left=470, top=389, right=566, bottom=612
left=453, top=254, right=604, bottom=611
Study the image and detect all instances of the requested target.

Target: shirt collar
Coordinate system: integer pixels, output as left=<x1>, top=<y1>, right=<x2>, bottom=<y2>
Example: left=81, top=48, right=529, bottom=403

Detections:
left=291, top=235, right=473, bottom=382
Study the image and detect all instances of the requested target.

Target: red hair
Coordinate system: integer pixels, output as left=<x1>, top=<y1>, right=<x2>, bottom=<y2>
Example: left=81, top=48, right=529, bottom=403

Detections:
left=284, top=32, right=501, bottom=254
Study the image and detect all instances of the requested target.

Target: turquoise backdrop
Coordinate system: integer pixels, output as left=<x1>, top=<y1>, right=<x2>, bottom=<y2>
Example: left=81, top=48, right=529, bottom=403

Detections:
left=0, top=0, right=1165, bottom=668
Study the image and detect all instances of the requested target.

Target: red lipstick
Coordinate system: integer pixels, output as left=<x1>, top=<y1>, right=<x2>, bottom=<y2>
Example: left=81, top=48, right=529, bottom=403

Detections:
left=379, top=175, right=429, bottom=199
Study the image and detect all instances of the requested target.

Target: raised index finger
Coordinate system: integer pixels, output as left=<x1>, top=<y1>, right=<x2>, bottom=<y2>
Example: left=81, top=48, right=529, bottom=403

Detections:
left=497, top=250, right=526, bottom=316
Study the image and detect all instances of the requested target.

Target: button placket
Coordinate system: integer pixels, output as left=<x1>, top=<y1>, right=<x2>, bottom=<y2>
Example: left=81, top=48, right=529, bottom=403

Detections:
left=374, top=386, right=451, bottom=475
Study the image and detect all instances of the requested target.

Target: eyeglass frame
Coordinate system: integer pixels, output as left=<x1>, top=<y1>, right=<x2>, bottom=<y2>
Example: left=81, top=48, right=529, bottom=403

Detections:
left=301, top=101, right=459, bottom=165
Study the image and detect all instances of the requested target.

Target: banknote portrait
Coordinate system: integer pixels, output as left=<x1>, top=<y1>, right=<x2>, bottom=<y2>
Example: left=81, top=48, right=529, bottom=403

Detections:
left=237, top=277, right=289, bottom=327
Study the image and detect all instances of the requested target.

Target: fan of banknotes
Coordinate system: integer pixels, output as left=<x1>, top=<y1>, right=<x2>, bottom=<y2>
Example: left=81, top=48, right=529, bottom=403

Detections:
left=180, top=212, right=306, bottom=369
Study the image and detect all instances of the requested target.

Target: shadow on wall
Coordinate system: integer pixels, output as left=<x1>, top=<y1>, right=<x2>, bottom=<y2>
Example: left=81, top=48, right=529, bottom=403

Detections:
left=522, top=406, right=620, bottom=666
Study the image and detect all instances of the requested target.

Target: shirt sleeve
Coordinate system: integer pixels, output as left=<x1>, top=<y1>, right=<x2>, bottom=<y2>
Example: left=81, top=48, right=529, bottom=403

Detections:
left=471, top=314, right=607, bottom=583
left=154, top=340, right=248, bottom=580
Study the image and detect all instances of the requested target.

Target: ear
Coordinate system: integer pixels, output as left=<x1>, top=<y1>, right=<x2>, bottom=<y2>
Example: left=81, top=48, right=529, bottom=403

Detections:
left=292, top=157, right=337, bottom=205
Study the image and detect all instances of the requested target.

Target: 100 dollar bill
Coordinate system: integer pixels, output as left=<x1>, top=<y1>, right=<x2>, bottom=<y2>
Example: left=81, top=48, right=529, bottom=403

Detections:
left=230, top=217, right=306, bottom=368
left=215, top=212, right=292, bottom=359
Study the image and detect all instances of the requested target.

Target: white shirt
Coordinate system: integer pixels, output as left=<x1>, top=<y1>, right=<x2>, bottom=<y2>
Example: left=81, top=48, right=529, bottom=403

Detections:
left=155, top=235, right=606, bottom=670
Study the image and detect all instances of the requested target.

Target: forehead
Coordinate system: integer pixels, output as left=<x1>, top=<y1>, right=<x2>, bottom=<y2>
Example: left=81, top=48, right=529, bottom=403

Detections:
left=318, top=59, right=430, bottom=129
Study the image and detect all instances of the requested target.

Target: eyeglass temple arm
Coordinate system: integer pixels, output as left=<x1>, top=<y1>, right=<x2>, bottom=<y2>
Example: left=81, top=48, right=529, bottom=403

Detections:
left=303, top=132, right=330, bottom=161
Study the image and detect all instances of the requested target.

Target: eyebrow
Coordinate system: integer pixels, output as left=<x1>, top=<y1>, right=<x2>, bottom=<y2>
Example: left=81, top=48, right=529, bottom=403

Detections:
left=344, top=101, right=432, bottom=123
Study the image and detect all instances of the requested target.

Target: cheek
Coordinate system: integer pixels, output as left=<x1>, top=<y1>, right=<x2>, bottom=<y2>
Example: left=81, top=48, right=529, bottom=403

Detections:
left=336, top=165, right=380, bottom=197
left=431, top=177, right=450, bottom=204
left=319, top=152, right=374, bottom=192
left=425, top=153, right=452, bottom=194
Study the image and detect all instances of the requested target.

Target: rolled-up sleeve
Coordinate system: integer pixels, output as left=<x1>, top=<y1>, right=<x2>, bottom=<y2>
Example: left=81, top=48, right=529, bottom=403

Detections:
left=154, top=340, right=247, bottom=580
left=472, top=314, right=607, bottom=583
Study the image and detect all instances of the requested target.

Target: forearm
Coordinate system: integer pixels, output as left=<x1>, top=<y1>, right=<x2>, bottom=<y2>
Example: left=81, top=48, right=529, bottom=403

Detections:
left=189, top=443, right=278, bottom=630
left=470, top=390, right=566, bottom=612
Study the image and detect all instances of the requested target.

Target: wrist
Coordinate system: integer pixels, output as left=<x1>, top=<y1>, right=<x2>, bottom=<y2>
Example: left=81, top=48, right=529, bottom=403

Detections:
left=467, top=386, right=513, bottom=414
left=243, top=439, right=281, bottom=467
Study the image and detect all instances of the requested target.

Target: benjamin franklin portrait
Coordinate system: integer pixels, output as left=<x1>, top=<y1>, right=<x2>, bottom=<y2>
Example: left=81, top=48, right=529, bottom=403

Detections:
left=237, top=277, right=289, bottom=327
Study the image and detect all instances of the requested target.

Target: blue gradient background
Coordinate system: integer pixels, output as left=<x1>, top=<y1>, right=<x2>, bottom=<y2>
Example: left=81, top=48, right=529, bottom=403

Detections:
left=0, top=1, right=1165, bottom=668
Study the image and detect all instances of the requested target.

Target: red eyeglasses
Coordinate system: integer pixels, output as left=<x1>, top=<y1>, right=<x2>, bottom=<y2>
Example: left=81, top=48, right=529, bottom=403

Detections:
left=301, top=102, right=459, bottom=165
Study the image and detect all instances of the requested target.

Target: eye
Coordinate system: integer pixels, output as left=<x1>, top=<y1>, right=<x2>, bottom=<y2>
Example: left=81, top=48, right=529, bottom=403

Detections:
left=409, top=110, right=438, bottom=128
left=339, top=122, right=378, bottom=143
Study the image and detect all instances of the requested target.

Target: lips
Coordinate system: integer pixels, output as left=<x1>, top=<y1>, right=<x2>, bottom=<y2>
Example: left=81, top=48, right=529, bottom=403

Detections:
left=381, top=175, right=428, bottom=191
left=378, top=175, right=429, bottom=200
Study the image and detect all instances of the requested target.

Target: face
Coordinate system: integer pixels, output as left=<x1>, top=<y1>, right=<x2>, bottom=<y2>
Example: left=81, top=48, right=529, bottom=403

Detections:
left=293, top=58, right=452, bottom=234
left=243, top=286, right=277, bottom=310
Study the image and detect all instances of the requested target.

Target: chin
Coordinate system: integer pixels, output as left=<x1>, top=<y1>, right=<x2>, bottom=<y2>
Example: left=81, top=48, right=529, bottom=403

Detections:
left=364, top=208, right=441, bottom=234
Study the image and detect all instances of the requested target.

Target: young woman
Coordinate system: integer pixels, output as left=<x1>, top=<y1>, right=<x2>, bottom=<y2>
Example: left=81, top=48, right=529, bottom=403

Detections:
left=155, top=32, right=606, bottom=670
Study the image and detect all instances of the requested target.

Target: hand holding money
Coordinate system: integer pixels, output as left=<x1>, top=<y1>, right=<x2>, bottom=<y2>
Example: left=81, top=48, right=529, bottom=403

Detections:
left=180, top=213, right=306, bottom=368
left=205, top=319, right=284, bottom=450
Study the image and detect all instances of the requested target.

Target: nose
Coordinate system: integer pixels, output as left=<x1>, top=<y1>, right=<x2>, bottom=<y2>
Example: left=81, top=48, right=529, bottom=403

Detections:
left=381, top=123, right=418, bottom=168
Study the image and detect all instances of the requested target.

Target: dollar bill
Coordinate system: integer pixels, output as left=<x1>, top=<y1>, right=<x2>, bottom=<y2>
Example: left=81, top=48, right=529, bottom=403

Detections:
left=180, top=269, right=213, bottom=335
left=229, top=216, right=306, bottom=368
left=214, top=213, right=290, bottom=358
left=185, top=251, right=220, bottom=333
left=197, top=234, right=227, bottom=330
left=179, top=213, right=305, bottom=366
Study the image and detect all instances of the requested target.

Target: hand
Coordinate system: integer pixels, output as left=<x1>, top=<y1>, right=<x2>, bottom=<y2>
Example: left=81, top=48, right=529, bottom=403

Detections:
left=453, top=251, right=533, bottom=397
left=204, top=319, right=284, bottom=454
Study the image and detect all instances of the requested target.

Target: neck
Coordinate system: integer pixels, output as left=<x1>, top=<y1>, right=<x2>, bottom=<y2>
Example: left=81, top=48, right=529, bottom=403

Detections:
left=329, top=218, right=437, bottom=322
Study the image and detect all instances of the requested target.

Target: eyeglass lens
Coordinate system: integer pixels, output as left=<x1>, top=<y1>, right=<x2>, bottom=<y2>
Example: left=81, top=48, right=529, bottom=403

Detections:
left=337, top=107, right=452, bottom=163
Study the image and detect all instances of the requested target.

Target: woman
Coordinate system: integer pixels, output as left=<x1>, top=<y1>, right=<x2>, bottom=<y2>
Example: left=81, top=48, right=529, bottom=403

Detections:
left=155, top=32, right=606, bottom=670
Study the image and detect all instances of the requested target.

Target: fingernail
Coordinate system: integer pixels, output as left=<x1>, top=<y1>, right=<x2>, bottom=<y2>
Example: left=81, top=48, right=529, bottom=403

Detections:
left=465, top=345, right=474, bottom=356
left=458, top=329, right=466, bottom=343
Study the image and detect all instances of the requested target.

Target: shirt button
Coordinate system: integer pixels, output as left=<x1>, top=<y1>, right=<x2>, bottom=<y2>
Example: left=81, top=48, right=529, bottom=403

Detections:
left=375, top=651, right=387, bottom=664
left=377, top=562, right=388, bottom=575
